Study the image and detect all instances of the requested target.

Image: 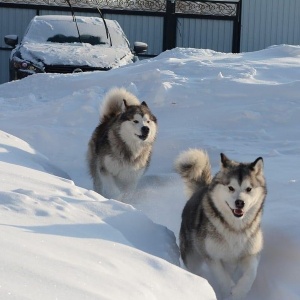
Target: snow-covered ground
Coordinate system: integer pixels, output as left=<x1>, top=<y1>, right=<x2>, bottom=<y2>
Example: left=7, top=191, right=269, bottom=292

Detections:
left=0, top=44, right=300, bottom=299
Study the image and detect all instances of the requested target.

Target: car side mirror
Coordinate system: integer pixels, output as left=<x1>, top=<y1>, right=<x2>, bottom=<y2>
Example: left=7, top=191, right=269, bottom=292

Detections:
left=133, top=42, right=148, bottom=55
left=4, top=35, right=18, bottom=48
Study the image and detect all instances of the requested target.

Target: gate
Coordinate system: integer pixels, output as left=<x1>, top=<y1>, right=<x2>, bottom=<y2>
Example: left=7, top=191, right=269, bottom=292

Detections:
left=0, top=0, right=242, bottom=84
left=170, top=0, right=242, bottom=53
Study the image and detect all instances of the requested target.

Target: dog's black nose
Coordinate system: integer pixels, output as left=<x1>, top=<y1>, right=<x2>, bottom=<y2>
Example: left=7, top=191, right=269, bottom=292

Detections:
left=235, top=199, right=245, bottom=209
left=141, top=126, right=149, bottom=135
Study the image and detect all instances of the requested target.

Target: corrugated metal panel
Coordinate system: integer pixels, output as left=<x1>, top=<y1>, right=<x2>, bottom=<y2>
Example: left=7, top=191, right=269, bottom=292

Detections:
left=0, top=7, right=36, bottom=84
left=0, top=7, right=36, bottom=47
left=0, top=50, right=10, bottom=84
left=241, top=0, right=300, bottom=52
left=104, top=13, right=163, bottom=55
left=176, top=18, right=233, bottom=52
left=39, top=10, right=99, bottom=17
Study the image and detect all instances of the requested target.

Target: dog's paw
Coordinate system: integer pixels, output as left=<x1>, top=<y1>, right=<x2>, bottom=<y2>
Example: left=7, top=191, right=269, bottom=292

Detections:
left=219, top=281, right=235, bottom=300
left=222, top=294, right=242, bottom=300
left=226, top=286, right=247, bottom=300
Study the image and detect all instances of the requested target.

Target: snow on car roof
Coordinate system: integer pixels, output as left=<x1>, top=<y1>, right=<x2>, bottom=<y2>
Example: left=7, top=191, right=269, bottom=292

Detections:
left=32, top=15, right=118, bottom=28
left=23, top=14, right=128, bottom=46
left=19, top=15, right=133, bottom=69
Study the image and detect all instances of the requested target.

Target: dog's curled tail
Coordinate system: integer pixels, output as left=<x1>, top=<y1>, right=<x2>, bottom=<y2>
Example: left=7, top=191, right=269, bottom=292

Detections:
left=175, top=149, right=212, bottom=198
left=100, top=87, right=140, bottom=123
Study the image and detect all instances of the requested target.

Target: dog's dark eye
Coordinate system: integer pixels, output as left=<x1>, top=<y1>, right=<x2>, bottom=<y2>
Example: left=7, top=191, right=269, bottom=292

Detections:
left=228, top=186, right=235, bottom=192
left=246, top=187, right=252, bottom=193
left=133, top=120, right=139, bottom=124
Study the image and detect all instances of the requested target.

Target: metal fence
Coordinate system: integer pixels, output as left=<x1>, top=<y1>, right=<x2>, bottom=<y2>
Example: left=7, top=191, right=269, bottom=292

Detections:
left=240, top=0, right=300, bottom=52
left=0, top=0, right=242, bottom=83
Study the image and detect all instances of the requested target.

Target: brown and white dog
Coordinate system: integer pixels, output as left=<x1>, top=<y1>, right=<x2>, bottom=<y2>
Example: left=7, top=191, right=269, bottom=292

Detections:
left=175, top=149, right=267, bottom=299
left=87, top=88, right=157, bottom=200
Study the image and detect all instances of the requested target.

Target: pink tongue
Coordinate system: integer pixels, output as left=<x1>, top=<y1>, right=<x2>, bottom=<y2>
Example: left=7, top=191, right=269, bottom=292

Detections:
left=234, top=209, right=243, bottom=215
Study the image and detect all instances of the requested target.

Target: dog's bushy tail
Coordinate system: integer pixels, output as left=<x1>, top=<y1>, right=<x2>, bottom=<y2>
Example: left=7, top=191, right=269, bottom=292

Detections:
left=100, top=87, right=140, bottom=123
left=175, top=149, right=212, bottom=198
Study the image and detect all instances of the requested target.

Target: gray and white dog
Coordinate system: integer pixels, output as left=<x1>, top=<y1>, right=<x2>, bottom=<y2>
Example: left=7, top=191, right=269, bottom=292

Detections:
left=87, top=87, right=157, bottom=200
left=175, top=149, right=267, bottom=300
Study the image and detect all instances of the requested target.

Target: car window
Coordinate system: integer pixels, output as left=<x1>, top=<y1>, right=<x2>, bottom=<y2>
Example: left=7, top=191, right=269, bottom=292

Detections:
left=23, top=17, right=130, bottom=48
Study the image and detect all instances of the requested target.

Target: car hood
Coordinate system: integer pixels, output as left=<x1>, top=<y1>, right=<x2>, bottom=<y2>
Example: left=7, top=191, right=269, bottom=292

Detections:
left=20, top=42, right=134, bottom=69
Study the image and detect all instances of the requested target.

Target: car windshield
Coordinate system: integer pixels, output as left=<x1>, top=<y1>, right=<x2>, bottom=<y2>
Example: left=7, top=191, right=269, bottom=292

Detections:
left=23, top=16, right=129, bottom=47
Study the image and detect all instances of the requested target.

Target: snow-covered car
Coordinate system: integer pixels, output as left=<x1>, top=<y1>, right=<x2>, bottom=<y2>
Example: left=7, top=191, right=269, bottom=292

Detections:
left=4, top=15, right=148, bottom=81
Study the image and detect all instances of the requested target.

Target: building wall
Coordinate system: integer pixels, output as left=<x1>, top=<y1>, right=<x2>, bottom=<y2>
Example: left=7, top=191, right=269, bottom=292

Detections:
left=0, top=7, right=36, bottom=49
left=104, top=13, right=164, bottom=55
left=176, top=18, right=234, bottom=53
left=240, top=0, right=300, bottom=52
left=0, top=7, right=36, bottom=83
left=0, top=50, right=10, bottom=83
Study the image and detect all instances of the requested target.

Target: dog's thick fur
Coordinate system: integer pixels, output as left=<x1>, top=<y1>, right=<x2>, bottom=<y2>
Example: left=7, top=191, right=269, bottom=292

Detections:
left=87, top=88, right=157, bottom=200
left=175, top=149, right=267, bottom=300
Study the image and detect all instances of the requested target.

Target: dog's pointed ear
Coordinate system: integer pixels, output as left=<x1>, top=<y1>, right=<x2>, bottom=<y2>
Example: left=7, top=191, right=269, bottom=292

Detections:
left=220, top=153, right=231, bottom=168
left=250, top=157, right=264, bottom=175
left=141, top=101, right=148, bottom=108
left=122, top=99, right=129, bottom=112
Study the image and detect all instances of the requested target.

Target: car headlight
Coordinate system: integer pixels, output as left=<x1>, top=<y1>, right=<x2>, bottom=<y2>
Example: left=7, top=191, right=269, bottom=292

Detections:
left=12, top=57, right=44, bottom=73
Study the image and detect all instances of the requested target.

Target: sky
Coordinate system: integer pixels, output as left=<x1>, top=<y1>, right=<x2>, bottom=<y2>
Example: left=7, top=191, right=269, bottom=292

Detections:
left=0, top=44, right=300, bottom=300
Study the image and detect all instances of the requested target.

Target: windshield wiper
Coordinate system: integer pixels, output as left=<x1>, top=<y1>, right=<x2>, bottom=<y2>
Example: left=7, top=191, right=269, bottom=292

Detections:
left=95, top=6, right=112, bottom=47
left=65, top=0, right=82, bottom=44
left=65, top=0, right=112, bottom=47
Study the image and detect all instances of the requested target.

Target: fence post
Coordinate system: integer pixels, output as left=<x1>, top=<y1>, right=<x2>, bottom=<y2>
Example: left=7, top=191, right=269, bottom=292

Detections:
left=163, top=0, right=176, bottom=50
left=232, top=0, right=242, bottom=53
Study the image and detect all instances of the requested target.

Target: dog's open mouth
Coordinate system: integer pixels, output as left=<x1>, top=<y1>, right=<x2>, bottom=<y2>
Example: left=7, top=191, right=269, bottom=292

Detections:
left=135, top=134, right=148, bottom=141
left=226, top=202, right=244, bottom=218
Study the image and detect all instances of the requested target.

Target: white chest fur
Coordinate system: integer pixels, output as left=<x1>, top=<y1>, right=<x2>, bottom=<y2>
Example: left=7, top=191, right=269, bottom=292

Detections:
left=205, top=229, right=263, bottom=262
left=104, top=155, right=145, bottom=184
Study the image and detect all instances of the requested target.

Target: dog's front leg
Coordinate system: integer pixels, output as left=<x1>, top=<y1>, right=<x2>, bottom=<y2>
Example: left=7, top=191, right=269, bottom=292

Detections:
left=229, top=254, right=259, bottom=299
left=206, top=259, right=235, bottom=298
